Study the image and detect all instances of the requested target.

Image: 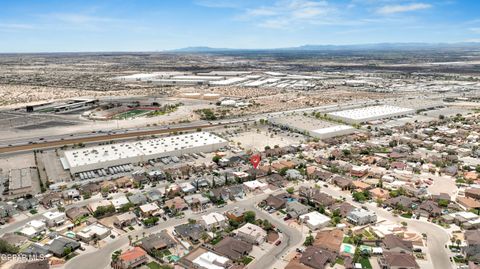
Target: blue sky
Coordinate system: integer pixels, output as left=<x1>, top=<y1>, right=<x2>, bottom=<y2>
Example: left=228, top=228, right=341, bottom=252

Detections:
left=0, top=0, right=479, bottom=52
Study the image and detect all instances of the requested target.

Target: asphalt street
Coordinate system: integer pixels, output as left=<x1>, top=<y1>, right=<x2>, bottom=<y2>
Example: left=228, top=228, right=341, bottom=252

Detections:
left=63, top=190, right=302, bottom=269
left=320, top=184, right=452, bottom=269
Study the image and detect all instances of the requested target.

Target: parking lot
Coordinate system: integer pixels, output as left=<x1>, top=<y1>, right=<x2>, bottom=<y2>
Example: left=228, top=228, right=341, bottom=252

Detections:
left=41, top=150, right=72, bottom=183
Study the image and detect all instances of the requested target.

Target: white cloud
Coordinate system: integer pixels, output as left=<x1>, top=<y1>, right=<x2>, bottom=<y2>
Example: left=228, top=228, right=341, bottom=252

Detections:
left=33, top=12, right=128, bottom=32
left=0, top=23, right=35, bottom=29
left=48, top=13, right=115, bottom=24
left=203, top=0, right=435, bottom=30
left=239, top=0, right=334, bottom=29
left=377, top=3, right=432, bottom=15
left=246, top=8, right=278, bottom=17
left=470, top=27, right=480, bottom=34
left=194, top=0, right=243, bottom=9
left=464, top=38, right=480, bottom=42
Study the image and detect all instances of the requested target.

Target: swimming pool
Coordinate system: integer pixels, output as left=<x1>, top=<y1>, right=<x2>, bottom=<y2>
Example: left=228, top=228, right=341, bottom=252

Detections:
left=341, top=243, right=355, bottom=254
left=64, top=231, right=76, bottom=238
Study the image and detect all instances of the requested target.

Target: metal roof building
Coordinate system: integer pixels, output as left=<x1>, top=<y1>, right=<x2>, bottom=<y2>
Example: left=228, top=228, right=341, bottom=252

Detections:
left=327, top=105, right=415, bottom=124
left=269, top=114, right=356, bottom=139
left=63, top=132, right=227, bottom=175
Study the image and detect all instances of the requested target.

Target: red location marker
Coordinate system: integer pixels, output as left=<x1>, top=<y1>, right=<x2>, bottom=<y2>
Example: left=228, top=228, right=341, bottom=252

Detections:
left=250, top=154, right=261, bottom=169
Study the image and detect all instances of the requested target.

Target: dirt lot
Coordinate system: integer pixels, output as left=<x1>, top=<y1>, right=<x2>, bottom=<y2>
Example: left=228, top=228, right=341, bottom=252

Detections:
left=228, top=127, right=304, bottom=151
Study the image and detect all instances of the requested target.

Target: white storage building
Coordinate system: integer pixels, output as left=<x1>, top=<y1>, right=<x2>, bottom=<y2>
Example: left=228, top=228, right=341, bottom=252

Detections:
left=63, top=132, right=227, bottom=175
left=269, top=115, right=356, bottom=139
left=327, top=105, right=415, bottom=124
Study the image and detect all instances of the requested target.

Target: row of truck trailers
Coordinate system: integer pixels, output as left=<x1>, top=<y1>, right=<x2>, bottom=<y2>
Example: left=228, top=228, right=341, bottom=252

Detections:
left=77, top=164, right=134, bottom=180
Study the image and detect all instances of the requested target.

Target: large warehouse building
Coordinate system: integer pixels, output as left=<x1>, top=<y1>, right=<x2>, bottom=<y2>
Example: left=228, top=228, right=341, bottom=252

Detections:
left=327, top=105, right=415, bottom=124
left=62, top=132, right=228, bottom=175
left=269, top=115, right=356, bottom=139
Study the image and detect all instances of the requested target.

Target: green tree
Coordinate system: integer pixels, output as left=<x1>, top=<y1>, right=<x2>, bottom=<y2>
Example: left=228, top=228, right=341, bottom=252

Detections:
left=229, top=219, right=240, bottom=229
left=438, top=199, right=449, bottom=207
left=262, top=219, right=273, bottom=231
left=93, top=205, right=115, bottom=218
left=0, top=239, right=18, bottom=254
left=212, top=155, right=221, bottom=163
left=143, top=217, right=159, bottom=226
left=286, top=187, right=294, bottom=194
left=62, top=247, right=72, bottom=257
left=244, top=211, right=256, bottom=223
left=119, top=202, right=134, bottom=213
left=352, top=191, right=367, bottom=202
left=112, top=250, right=122, bottom=261
left=304, top=232, right=314, bottom=246
left=279, top=167, right=289, bottom=176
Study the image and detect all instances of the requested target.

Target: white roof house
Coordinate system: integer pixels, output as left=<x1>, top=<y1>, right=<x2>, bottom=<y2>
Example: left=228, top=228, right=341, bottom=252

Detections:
left=200, top=212, right=227, bottom=231
left=63, top=132, right=228, bottom=174
left=192, top=251, right=230, bottom=269
left=184, top=193, right=210, bottom=205
left=299, top=211, right=331, bottom=230
left=77, top=223, right=111, bottom=242
left=347, top=209, right=377, bottom=225
left=235, top=223, right=267, bottom=244
left=19, top=227, right=40, bottom=238
left=42, top=211, right=66, bottom=227
left=27, top=220, right=46, bottom=230
left=111, top=196, right=130, bottom=210
left=243, top=180, right=268, bottom=191
left=327, top=105, right=415, bottom=124
left=20, top=220, right=46, bottom=238
left=180, top=182, right=196, bottom=193
left=451, top=211, right=478, bottom=220
left=139, top=203, right=160, bottom=216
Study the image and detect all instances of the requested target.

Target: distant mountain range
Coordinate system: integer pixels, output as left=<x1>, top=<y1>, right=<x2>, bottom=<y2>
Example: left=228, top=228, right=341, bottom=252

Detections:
left=169, top=42, right=480, bottom=52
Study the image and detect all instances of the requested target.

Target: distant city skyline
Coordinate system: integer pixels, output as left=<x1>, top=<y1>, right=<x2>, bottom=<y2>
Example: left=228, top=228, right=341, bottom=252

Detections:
left=0, top=0, right=479, bottom=52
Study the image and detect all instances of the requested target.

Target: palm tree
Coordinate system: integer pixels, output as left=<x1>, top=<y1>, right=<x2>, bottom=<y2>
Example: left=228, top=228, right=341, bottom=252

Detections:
left=201, top=232, right=209, bottom=243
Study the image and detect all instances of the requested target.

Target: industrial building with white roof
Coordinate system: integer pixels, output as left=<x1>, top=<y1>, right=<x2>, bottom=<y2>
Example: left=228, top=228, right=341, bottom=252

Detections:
left=269, top=114, right=356, bottom=139
left=62, top=132, right=227, bottom=175
left=327, top=105, right=415, bottom=124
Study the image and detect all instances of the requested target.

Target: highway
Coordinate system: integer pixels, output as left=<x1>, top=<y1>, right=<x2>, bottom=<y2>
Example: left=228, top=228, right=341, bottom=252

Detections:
left=0, top=121, right=236, bottom=154
left=0, top=93, right=457, bottom=156
left=0, top=99, right=383, bottom=154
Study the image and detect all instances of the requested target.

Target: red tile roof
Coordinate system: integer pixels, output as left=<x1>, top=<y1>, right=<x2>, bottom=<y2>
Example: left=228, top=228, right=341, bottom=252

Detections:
left=119, top=247, right=147, bottom=262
